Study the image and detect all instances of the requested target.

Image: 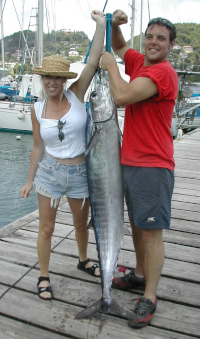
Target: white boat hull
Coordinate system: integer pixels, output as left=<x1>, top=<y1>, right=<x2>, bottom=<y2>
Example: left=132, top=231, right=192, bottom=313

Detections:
left=0, top=101, right=32, bottom=133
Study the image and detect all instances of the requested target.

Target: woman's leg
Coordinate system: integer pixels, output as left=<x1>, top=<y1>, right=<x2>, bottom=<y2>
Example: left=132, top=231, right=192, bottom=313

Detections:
left=67, top=197, right=100, bottom=276
left=37, top=193, right=59, bottom=298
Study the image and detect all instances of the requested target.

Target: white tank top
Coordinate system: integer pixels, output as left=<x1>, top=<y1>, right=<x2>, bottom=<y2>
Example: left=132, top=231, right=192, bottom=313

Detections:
left=34, top=89, right=87, bottom=159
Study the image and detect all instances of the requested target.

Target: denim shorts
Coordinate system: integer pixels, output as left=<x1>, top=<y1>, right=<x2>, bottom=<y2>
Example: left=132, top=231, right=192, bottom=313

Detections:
left=123, top=166, right=174, bottom=230
left=33, top=152, right=89, bottom=207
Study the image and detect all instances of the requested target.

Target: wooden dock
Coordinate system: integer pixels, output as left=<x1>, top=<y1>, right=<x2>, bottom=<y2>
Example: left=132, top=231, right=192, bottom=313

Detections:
left=0, top=128, right=200, bottom=339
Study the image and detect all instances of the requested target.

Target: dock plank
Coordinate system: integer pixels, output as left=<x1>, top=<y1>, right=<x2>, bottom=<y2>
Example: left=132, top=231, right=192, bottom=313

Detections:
left=0, top=285, right=200, bottom=338
left=2, top=228, right=200, bottom=266
left=0, top=128, right=200, bottom=338
left=0, top=260, right=199, bottom=310
left=21, top=220, right=200, bottom=248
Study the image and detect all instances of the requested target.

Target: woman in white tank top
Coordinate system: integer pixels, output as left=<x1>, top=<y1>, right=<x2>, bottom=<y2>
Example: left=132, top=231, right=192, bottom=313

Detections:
left=20, top=10, right=106, bottom=300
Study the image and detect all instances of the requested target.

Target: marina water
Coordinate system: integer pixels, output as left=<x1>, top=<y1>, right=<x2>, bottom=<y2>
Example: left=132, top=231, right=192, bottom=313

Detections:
left=0, top=131, right=38, bottom=229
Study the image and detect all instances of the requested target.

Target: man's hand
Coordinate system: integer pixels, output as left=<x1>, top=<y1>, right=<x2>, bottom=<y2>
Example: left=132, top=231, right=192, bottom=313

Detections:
left=100, top=52, right=117, bottom=71
left=112, top=10, right=128, bottom=26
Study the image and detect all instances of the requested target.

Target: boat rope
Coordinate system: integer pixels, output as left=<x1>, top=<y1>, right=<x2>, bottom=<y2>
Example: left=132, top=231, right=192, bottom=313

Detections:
left=147, top=0, right=150, bottom=21
left=14, top=11, right=34, bottom=103
left=0, top=0, right=7, bottom=25
left=0, top=227, right=75, bottom=300
left=45, top=0, right=52, bottom=53
left=84, top=0, right=109, bottom=64
left=11, top=0, right=33, bottom=63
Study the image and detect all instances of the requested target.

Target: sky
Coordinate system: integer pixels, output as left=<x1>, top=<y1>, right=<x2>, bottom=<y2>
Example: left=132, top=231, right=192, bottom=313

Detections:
left=1, top=0, right=200, bottom=42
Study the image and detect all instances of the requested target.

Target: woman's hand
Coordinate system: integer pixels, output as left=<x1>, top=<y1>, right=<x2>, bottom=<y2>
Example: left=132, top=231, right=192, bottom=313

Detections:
left=20, top=182, right=33, bottom=198
left=91, top=10, right=106, bottom=24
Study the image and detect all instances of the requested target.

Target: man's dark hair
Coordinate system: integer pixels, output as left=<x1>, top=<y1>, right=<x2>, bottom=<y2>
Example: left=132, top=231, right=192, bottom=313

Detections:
left=145, top=18, right=176, bottom=42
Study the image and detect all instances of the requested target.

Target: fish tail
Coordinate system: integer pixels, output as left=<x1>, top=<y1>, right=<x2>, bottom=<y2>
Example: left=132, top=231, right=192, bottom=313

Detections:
left=75, top=298, right=133, bottom=320
left=109, top=299, right=133, bottom=319
left=75, top=298, right=104, bottom=320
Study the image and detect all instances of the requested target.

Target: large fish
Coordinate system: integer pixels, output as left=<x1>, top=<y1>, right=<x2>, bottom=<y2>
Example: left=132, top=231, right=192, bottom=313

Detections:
left=75, top=67, right=133, bottom=320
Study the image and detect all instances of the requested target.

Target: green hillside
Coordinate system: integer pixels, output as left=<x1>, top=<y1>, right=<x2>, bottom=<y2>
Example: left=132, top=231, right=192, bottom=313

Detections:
left=130, top=23, right=200, bottom=74
left=1, top=22, right=200, bottom=76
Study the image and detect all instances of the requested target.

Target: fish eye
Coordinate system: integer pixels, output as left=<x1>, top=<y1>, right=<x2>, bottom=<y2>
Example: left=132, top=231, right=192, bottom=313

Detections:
left=91, top=91, right=97, bottom=98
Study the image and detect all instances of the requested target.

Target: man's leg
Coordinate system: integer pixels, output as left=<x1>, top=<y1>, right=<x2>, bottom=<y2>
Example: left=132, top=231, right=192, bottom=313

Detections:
left=142, top=228, right=164, bottom=301
left=112, top=220, right=146, bottom=290
left=128, top=227, right=164, bottom=329
left=131, top=221, right=145, bottom=277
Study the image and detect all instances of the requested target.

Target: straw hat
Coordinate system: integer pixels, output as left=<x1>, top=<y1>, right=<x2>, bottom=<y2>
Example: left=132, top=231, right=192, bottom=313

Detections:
left=32, top=55, right=78, bottom=79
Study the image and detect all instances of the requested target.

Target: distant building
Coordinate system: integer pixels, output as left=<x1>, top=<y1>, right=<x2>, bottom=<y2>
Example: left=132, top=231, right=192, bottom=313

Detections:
left=61, top=41, right=69, bottom=46
left=60, top=29, right=74, bottom=34
left=173, top=45, right=181, bottom=50
left=180, top=52, right=189, bottom=60
left=70, top=44, right=81, bottom=48
left=182, top=46, right=193, bottom=54
left=68, top=51, right=79, bottom=56
left=5, top=62, right=16, bottom=70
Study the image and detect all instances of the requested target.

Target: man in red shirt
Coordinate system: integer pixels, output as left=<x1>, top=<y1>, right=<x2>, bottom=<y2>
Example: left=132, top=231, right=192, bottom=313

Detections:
left=100, top=11, right=178, bottom=329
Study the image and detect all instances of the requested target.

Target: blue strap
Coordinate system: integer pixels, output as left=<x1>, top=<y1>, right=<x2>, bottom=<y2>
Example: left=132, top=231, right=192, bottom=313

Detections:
left=84, top=0, right=109, bottom=64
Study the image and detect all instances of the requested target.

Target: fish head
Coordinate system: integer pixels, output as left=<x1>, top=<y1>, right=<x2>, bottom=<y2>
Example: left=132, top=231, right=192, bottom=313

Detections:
left=89, top=68, right=115, bottom=122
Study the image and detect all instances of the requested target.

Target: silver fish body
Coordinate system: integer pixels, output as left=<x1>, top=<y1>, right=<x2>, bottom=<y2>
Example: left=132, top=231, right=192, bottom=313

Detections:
left=75, top=68, right=133, bottom=320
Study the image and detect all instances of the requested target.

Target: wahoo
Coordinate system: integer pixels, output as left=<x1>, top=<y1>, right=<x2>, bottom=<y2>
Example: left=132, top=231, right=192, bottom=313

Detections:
left=75, top=68, right=133, bottom=320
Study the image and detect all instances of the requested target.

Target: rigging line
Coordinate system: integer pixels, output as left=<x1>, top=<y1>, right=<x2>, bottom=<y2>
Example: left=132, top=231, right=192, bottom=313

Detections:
left=46, top=0, right=54, bottom=34
left=0, top=0, right=7, bottom=34
left=160, top=0, right=167, bottom=19
left=147, top=0, right=150, bottom=21
left=102, top=0, right=109, bottom=13
left=171, top=0, right=181, bottom=23
left=11, top=0, right=33, bottom=62
left=21, top=0, right=25, bottom=29
left=0, top=227, right=75, bottom=300
left=76, top=0, right=88, bottom=22
left=52, top=0, right=57, bottom=53
left=52, top=0, right=56, bottom=30
left=45, top=0, right=51, bottom=53
left=86, top=0, right=91, bottom=13
left=0, top=0, right=7, bottom=18
left=17, top=0, right=26, bottom=62
left=14, top=15, right=35, bottom=101
left=84, top=0, right=109, bottom=64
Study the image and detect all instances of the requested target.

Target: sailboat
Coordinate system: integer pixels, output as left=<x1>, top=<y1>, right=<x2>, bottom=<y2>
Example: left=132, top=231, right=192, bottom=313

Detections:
left=174, top=71, right=200, bottom=133
left=0, top=0, right=43, bottom=133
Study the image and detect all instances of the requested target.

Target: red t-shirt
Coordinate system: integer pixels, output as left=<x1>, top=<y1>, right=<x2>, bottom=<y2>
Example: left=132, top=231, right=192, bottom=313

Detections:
left=121, top=49, right=178, bottom=171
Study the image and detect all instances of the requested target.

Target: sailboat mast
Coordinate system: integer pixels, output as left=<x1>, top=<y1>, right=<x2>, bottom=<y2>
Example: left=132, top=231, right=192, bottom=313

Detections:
left=130, top=0, right=135, bottom=48
left=37, top=0, right=43, bottom=66
left=0, top=0, right=5, bottom=68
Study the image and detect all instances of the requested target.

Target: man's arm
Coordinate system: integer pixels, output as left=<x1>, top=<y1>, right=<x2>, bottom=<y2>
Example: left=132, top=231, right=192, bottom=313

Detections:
left=111, top=10, right=129, bottom=60
left=100, top=53, right=158, bottom=106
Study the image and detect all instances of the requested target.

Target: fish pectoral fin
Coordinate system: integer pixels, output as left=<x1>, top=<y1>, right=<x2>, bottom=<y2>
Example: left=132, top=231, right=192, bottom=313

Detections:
left=85, top=127, right=100, bottom=156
